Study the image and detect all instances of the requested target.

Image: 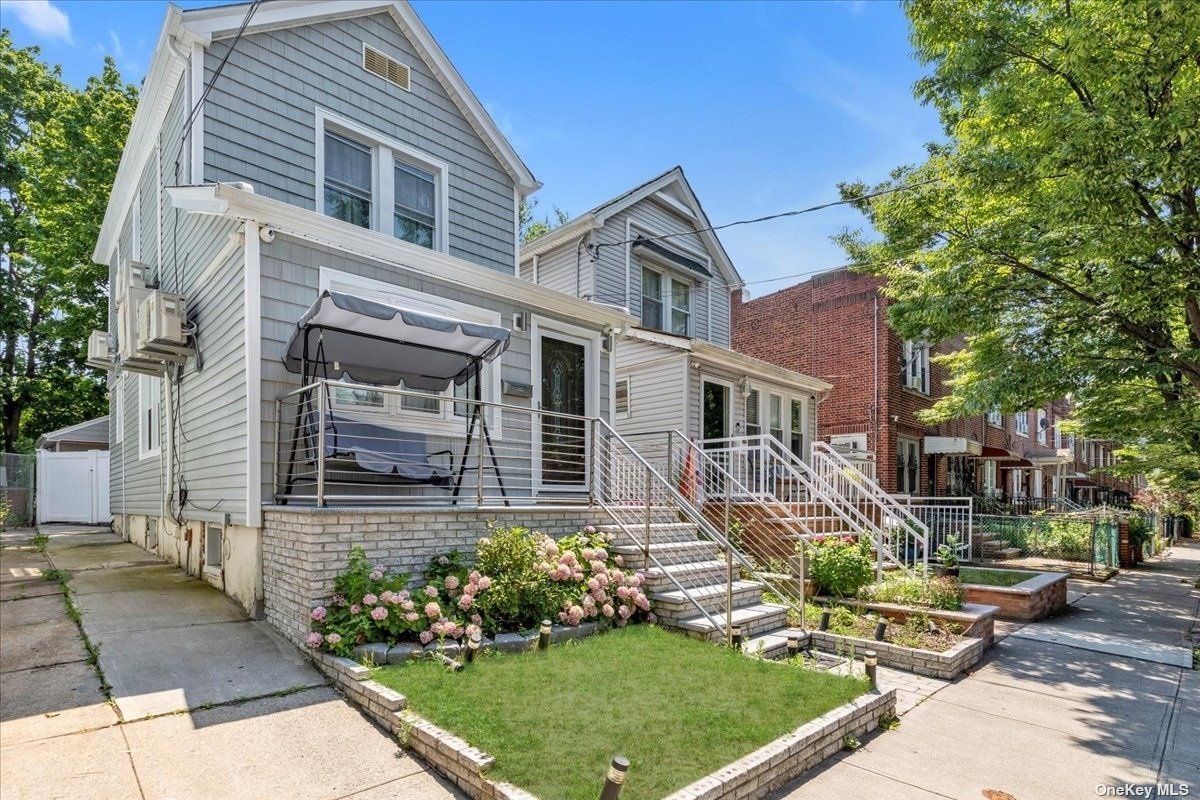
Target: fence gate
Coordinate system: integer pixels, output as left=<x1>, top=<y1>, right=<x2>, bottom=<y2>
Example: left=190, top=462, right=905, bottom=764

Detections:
left=36, top=450, right=110, bottom=525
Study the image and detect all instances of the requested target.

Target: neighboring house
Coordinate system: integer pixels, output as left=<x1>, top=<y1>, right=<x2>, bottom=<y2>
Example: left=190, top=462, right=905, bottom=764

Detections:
left=520, top=167, right=831, bottom=463
left=93, top=0, right=631, bottom=624
left=35, top=417, right=110, bottom=453
left=732, top=268, right=1140, bottom=506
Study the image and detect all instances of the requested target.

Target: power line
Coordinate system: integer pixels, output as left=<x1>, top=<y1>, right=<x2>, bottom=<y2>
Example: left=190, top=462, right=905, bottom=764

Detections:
left=589, top=175, right=946, bottom=256
left=168, top=0, right=261, bottom=184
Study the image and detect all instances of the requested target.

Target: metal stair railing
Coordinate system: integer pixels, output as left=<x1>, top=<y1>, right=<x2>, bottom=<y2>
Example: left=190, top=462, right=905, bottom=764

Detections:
left=809, top=440, right=931, bottom=576
left=591, top=422, right=811, bottom=638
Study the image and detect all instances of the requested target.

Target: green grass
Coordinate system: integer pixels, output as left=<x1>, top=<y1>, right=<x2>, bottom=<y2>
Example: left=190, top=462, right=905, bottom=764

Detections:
left=959, top=567, right=1038, bottom=587
left=374, top=625, right=868, bottom=800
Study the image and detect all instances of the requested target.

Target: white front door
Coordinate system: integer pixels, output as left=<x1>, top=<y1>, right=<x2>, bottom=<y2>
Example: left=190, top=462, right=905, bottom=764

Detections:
left=531, top=318, right=600, bottom=494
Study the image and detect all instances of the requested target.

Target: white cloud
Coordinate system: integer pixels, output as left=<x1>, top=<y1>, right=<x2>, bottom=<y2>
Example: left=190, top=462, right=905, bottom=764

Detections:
left=9, top=0, right=73, bottom=44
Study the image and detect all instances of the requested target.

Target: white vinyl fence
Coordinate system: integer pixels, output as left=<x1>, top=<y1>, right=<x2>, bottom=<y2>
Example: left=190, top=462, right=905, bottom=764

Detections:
left=36, top=450, right=110, bottom=524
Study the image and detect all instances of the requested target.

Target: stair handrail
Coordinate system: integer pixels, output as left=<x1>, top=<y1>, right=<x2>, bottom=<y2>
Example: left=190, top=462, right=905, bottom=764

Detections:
left=593, top=421, right=811, bottom=632
left=810, top=440, right=931, bottom=572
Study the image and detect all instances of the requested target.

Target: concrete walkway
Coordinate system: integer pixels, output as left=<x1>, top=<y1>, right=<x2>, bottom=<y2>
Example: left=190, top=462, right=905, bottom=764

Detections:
left=0, top=525, right=463, bottom=800
left=772, top=541, right=1200, bottom=800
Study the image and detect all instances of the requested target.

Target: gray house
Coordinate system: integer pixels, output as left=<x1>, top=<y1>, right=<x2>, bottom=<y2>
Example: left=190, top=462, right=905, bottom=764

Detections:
left=520, top=168, right=830, bottom=467
left=93, top=0, right=629, bottom=624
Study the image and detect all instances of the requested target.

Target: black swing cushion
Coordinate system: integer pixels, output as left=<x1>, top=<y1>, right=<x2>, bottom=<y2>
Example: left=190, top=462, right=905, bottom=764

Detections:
left=310, top=410, right=453, bottom=486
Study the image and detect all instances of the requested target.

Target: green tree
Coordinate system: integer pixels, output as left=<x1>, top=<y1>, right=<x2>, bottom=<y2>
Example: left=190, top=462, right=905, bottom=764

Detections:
left=837, top=0, right=1200, bottom=496
left=0, top=33, right=137, bottom=451
left=519, top=197, right=569, bottom=245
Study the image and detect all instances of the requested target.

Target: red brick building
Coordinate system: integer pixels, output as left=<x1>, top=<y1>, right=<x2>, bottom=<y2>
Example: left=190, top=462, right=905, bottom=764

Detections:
left=732, top=269, right=1139, bottom=504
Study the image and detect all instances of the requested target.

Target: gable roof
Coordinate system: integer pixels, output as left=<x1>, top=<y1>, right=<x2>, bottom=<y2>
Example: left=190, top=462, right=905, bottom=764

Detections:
left=94, top=0, right=538, bottom=265
left=519, top=166, right=743, bottom=288
left=36, top=417, right=110, bottom=450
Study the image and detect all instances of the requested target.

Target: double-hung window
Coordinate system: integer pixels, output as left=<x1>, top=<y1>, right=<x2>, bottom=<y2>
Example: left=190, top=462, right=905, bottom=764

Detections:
left=1036, top=409, right=1047, bottom=444
left=986, top=408, right=1002, bottom=427
left=744, top=390, right=760, bottom=437
left=323, top=132, right=372, bottom=228
left=639, top=266, right=691, bottom=336
left=1015, top=411, right=1029, bottom=437
left=902, top=340, right=929, bottom=394
left=319, top=112, right=446, bottom=251
left=769, top=394, right=784, bottom=443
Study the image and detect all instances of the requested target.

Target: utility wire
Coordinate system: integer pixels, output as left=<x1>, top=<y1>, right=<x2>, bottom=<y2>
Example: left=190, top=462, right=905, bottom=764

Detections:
left=589, top=175, right=947, bottom=256
left=168, top=0, right=261, bottom=183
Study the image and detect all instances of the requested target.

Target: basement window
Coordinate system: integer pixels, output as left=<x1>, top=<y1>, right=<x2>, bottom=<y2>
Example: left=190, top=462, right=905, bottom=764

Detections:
left=204, top=523, right=223, bottom=572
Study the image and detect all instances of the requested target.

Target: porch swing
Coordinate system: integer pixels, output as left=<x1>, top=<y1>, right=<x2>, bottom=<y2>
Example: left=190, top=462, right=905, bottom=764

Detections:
left=279, top=290, right=511, bottom=504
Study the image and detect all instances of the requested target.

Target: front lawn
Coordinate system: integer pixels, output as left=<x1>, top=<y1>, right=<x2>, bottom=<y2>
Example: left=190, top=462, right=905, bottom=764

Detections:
left=959, top=567, right=1037, bottom=587
left=374, top=625, right=868, bottom=800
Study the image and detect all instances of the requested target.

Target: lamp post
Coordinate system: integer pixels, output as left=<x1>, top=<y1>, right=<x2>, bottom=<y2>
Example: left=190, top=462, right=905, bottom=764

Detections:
left=864, top=650, right=878, bottom=689
left=599, top=755, right=630, bottom=800
left=466, top=631, right=481, bottom=664
left=538, top=619, right=551, bottom=651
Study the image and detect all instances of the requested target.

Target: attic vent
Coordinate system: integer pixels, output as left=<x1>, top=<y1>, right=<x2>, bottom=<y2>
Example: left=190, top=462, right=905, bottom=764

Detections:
left=362, top=44, right=410, bottom=90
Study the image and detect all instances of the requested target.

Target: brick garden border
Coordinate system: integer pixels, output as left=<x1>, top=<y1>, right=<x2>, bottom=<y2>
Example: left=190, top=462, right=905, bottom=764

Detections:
left=808, top=630, right=985, bottom=679
left=960, top=570, right=1068, bottom=622
left=311, top=650, right=897, bottom=800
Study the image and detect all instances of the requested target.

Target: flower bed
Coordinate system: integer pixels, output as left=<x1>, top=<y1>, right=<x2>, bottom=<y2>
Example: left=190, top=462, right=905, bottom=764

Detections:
left=959, top=568, right=1068, bottom=622
left=800, top=602, right=965, bottom=652
left=369, top=625, right=881, bottom=800
left=306, top=525, right=652, bottom=657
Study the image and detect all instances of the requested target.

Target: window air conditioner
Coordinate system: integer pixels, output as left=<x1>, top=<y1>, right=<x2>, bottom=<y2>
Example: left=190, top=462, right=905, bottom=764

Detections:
left=137, top=290, right=191, bottom=358
left=86, top=330, right=115, bottom=371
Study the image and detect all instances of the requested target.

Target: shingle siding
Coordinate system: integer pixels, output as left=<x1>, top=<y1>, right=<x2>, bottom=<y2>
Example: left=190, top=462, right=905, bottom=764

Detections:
left=201, top=11, right=517, bottom=275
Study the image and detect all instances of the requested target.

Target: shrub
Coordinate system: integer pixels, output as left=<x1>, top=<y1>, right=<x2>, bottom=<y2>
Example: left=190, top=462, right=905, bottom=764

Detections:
left=808, top=536, right=874, bottom=598
left=1043, top=520, right=1091, bottom=559
left=860, top=574, right=963, bottom=611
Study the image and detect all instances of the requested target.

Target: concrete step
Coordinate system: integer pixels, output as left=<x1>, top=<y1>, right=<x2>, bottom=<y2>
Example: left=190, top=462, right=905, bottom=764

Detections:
left=598, top=522, right=701, bottom=546
left=741, top=626, right=807, bottom=659
left=611, top=540, right=718, bottom=569
left=674, top=602, right=790, bottom=642
left=988, top=547, right=1023, bottom=560
left=640, top=559, right=732, bottom=591
left=650, top=579, right=765, bottom=617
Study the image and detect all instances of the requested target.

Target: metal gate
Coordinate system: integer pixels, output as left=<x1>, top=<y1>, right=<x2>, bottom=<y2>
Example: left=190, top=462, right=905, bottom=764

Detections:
left=36, top=450, right=110, bottom=524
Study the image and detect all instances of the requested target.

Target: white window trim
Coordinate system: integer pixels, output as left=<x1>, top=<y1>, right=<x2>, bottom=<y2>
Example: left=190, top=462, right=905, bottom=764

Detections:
left=1015, top=411, right=1029, bottom=437
left=639, top=263, right=693, bottom=337
left=897, top=436, right=920, bottom=494
left=986, top=409, right=1002, bottom=427
left=902, top=340, right=930, bottom=394
left=530, top=315, right=601, bottom=494
left=615, top=377, right=631, bottom=419
left=744, top=383, right=808, bottom=458
left=1036, top=409, right=1048, bottom=444
left=138, top=374, right=161, bottom=460
left=314, top=108, right=450, bottom=253
left=317, top=267, right=502, bottom=438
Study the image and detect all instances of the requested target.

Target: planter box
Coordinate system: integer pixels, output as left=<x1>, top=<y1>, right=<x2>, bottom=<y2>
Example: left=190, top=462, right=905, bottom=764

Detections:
left=311, top=650, right=896, bottom=800
left=809, top=629, right=986, bottom=680
left=814, top=597, right=999, bottom=647
left=961, top=570, right=1068, bottom=622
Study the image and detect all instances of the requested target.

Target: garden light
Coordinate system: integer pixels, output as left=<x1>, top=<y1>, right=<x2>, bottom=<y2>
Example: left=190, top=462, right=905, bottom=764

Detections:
left=787, top=635, right=801, bottom=658
left=538, top=619, right=551, bottom=651
left=731, top=624, right=743, bottom=648
left=819, top=611, right=831, bottom=631
left=864, top=650, right=878, bottom=689
left=599, top=754, right=630, bottom=800
left=874, top=621, right=887, bottom=641
left=466, top=631, right=481, bottom=664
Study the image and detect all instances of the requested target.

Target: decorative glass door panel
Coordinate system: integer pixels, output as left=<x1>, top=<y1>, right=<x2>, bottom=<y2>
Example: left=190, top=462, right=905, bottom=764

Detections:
left=541, top=336, right=587, bottom=486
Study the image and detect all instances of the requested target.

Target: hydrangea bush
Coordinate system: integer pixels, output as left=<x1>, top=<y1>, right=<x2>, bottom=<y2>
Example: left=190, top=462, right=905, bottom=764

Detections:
left=307, top=525, right=653, bottom=655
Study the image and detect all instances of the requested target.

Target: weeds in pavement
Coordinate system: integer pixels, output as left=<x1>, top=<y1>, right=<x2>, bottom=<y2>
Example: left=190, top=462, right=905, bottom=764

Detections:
left=32, top=533, right=49, bottom=552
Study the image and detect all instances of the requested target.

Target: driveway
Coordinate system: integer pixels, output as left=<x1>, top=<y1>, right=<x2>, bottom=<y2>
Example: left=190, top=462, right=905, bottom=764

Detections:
left=772, top=540, right=1200, bottom=800
left=0, top=525, right=463, bottom=800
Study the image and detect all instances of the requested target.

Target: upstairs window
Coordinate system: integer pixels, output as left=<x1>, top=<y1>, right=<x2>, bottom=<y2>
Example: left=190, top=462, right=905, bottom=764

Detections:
left=903, top=340, right=929, bottom=394
left=318, top=112, right=446, bottom=251
left=1036, top=409, right=1048, bottom=444
left=323, top=132, right=372, bottom=228
left=640, top=268, right=663, bottom=330
left=639, top=266, right=691, bottom=336
left=1015, top=411, right=1029, bottom=437
left=986, top=408, right=1002, bottom=427
left=670, top=280, right=691, bottom=335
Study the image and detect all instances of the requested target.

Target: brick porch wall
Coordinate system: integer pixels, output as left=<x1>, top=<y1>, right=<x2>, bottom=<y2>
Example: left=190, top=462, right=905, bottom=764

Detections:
left=262, top=507, right=602, bottom=645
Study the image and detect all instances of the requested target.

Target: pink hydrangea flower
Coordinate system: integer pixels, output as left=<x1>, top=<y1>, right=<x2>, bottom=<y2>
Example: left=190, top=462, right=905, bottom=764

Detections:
left=379, top=591, right=394, bottom=605
left=424, top=585, right=439, bottom=598
left=401, top=600, right=415, bottom=612
left=350, top=604, right=362, bottom=615
left=363, top=593, right=378, bottom=606
left=602, top=603, right=615, bottom=617
left=458, top=594, right=473, bottom=610
left=424, top=602, right=441, bottom=619
left=465, top=623, right=481, bottom=639
left=477, top=576, right=491, bottom=590
left=332, top=594, right=347, bottom=606
left=371, top=606, right=388, bottom=621
left=438, top=555, right=450, bottom=566
left=590, top=560, right=606, bottom=574
left=419, top=630, right=434, bottom=645
left=584, top=525, right=596, bottom=533
left=618, top=605, right=631, bottom=619
left=594, top=549, right=607, bottom=561
left=311, top=606, right=327, bottom=622
left=325, top=632, right=342, bottom=646
left=404, top=612, right=419, bottom=622
left=444, top=576, right=460, bottom=591
left=369, top=570, right=383, bottom=581
left=614, top=555, right=624, bottom=567
left=305, top=632, right=324, bottom=648
left=470, top=613, right=482, bottom=626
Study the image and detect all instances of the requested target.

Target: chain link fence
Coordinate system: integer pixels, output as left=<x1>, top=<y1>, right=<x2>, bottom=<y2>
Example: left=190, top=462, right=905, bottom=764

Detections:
left=0, top=453, right=36, bottom=528
left=975, top=513, right=1119, bottom=576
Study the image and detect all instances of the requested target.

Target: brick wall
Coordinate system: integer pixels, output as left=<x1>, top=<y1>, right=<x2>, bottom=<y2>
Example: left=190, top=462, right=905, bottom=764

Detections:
left=261, top=507, right=600, bottom=645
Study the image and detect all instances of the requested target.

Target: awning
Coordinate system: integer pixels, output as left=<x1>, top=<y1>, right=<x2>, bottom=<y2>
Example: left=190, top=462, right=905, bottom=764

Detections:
left=974, top=445, right=1019, bottom=460
left=283, top=290, right=510, bottom=390
left=631, top=236, right=712, bottom=277
left=923, top=436, right=983, bottom=456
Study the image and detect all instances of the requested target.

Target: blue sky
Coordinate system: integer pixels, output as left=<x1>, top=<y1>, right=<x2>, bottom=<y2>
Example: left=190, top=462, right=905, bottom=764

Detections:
left=3, top=0, right=944, bottom=294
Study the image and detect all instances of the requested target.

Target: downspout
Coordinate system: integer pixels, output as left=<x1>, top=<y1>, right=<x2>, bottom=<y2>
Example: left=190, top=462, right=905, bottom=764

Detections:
left=873, top=295, right=880, bottom=455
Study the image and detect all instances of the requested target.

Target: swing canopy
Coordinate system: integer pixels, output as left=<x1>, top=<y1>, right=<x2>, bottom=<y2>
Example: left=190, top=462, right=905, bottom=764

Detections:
left=283, top=290, right=511, bottom=389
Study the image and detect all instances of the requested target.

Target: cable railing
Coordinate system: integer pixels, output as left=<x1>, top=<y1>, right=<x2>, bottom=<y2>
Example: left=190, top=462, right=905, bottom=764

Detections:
left=893, top=496, right=973, bottom=559
left=694, top=434, right=928, bottom=578
left=810, top=440, right=930, bottom=575
left=273, top=379, right=599, bottom=507
left=592, top=424, right=811, bottom=639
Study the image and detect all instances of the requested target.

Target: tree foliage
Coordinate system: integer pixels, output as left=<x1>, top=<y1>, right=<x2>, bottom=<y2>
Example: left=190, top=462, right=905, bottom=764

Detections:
left=0, top=32, right=137, bottom=451
left=837, top=0, right=1200, bottom=498
left=519, top=197, right=569, bottom=245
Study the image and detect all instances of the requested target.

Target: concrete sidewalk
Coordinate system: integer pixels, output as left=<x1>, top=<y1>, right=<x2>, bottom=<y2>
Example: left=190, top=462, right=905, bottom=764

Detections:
left=0, top=525, right=463, bottom=800
left=772, top=540, right=1200, bottom=800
